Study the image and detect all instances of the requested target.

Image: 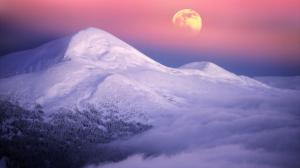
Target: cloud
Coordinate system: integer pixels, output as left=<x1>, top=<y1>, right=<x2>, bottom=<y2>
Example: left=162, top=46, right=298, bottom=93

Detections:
left=90, top=145, right=281, bottom=168
left=85, top=88, right=300, bottom=168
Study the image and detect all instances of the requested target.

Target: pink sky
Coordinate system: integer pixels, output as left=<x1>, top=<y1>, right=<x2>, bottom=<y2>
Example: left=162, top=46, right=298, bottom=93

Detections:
left=1, top=0, right=300, bottom=63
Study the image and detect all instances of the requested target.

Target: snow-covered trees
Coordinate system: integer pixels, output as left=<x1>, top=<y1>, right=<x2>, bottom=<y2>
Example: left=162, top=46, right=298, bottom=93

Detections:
left=0, top=100, right=151, bottom=168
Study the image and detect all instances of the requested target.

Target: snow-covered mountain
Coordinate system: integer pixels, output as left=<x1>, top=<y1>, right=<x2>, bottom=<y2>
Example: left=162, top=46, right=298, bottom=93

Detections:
left=179, top=61, right=235, bottom=77
left=0, top=27, right=270, bottom=123
left=1, top=27, right=300, bottom=168
left=0, top=28, right=163, bottom=78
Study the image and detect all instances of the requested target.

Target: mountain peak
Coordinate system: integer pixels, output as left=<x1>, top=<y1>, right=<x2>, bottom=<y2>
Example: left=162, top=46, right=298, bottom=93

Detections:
left=0, top=27, right=164, bottom=78
left=179, top=61, right=235, bottom=78
left=64, top=27, right=129, bottom=60
left=179, top=61, right=220, bottom=70
left=64, top=27, right=164, bottom=69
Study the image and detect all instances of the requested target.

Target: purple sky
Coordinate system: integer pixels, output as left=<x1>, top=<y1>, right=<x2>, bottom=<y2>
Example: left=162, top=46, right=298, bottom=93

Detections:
left=0, top=0, right=300, bottom=75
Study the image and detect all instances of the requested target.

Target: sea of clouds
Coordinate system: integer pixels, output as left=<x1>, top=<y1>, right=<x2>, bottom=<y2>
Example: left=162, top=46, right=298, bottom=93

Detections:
left=86, top=84, right=300, bottom=168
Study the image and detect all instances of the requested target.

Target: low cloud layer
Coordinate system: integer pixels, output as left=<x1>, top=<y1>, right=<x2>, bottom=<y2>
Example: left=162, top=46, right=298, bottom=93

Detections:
left=86, top=87, right=300, bottom=168
left=94, top=145, right=286, bottom=168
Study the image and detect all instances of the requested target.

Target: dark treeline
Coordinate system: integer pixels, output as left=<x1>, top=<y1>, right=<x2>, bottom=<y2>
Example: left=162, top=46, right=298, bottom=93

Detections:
left=0, top=100, right=151, bottom=168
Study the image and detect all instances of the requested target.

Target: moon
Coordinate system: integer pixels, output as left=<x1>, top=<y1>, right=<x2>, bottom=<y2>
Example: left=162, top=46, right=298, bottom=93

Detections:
left=172, top=9, right=202, bottom=32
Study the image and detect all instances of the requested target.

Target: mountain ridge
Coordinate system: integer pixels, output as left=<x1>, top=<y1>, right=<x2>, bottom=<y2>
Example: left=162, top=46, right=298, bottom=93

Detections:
left=0, top=27, right=270, bottom=121
left=0, top=27, right=165, bottom=78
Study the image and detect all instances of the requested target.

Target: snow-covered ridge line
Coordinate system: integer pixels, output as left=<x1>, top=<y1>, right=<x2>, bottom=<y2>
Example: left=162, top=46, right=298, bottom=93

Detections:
left=0, top=27, right=166, bottom=78
left=0, top=27, right=271, bottom=120
left=0, top=37, right=71, bottom=78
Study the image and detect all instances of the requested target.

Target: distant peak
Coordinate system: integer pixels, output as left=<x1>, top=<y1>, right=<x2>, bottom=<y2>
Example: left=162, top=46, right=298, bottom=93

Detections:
left=179, top=61, right=220, bottom=70
left=81, top=27, right=103, bottom=31
left=179, top=61, right=235, bottom=77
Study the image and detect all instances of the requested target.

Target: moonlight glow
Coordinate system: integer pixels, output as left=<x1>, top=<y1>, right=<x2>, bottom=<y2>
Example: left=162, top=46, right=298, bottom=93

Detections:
left=172, top=9, right=202, bottom=32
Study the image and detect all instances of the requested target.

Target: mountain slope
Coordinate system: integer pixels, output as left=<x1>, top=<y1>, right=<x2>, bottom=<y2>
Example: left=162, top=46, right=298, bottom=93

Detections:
left=0, top=28, right=165, bottom=78
left=0, top=27, right=270, bottom=122
left=0, top=37, right=71, bottom=78
left=179, top=61, right=235, bottom=78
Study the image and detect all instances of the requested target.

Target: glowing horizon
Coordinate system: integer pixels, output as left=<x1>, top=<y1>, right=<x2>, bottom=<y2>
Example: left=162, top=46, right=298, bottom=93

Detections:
left=1, top=0, right=300, bottom=75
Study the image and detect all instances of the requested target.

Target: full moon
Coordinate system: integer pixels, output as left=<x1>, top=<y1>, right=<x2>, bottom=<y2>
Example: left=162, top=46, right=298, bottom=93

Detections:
left=172, top=9, right=202, bottom=32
